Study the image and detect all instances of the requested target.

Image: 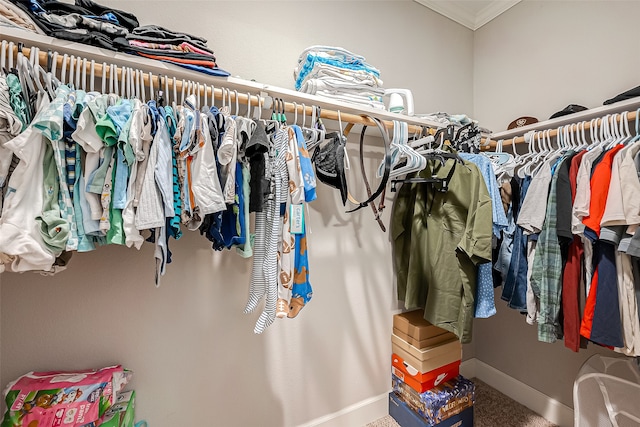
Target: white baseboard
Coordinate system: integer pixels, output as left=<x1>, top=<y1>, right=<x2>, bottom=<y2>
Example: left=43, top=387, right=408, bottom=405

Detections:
left=468, top=358, right=574, bottom=427
left=296, top=392, right=389, bottom=427
left=460, top=358, right=476, bottom=379
left=297, top=358, right=573, bottom=427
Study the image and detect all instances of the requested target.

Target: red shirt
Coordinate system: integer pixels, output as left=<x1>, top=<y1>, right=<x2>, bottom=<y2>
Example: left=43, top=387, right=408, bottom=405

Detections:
left=582, top=145, right=625, bottom=236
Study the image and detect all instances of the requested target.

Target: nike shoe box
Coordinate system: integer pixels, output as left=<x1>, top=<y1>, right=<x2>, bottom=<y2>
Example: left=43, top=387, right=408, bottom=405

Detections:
left=391, top=375, right=475, bottom=426
left=392, top=354, right=460, bottom=393
left=391, top=332, right=462, bottom=393
left=388, top=392, right=474, bottom=427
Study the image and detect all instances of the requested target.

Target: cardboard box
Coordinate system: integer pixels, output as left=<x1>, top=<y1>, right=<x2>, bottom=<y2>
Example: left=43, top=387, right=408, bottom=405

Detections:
left=393, top=327, right=457, bottom=350
left=389, top=392, right=474, bottom=427
left=392, top=334, right=461, bottom=361
left=393, top=310, right=449, bottom=341
left=392, top=375, right=475, bottom=425
left=392, top=355, right=461, bottom=393
left=392, top=342, right=461, bottom=374
left=97, top=390, right=135, bottom=427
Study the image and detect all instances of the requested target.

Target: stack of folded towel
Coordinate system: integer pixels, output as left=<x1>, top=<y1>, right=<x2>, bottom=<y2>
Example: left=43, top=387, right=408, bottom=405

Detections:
left=294, top=46, right=385, bottom=110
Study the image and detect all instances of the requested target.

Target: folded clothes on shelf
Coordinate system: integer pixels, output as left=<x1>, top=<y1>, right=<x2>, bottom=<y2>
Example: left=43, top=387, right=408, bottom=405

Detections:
left=294, top=45, right=384, bottom=110
left=7, top=1, right=230, bottom=77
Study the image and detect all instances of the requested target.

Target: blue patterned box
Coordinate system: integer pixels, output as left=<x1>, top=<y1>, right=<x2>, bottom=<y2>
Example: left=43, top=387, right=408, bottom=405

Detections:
left=388, top=392, right=473, bottom=427
left=392, top=375, right=475, bottom=425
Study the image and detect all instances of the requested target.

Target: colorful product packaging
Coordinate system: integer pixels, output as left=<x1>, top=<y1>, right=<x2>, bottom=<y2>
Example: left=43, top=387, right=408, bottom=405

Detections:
left=392, top=375, right=475, bottom=425
left=2, top=365, right=132, bottom=427
left=388, top=392, right=474, bottom=427
left=97, top=390, right=135, bottom=427
left=392, top=354, right=461, bottom=393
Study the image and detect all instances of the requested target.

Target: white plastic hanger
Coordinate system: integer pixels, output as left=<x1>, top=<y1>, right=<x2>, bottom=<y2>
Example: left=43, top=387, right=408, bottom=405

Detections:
left=80, top=58, right=86, bottom=91
left=209, top=84, right=217, bottom=110
left=627, top=108, right=640, bottom=145
left=172, top=76, right=177, bottom=109
left=292, top=101, right=298, bottom=125
left=0, top=41, right=7, bottom=75
left=75, top=56, right=82, bottom=90
left=514, top=131, right=536, bottom=178
left=409, top=129, right=435, bottom=151
left=7, top=42, right=14, bottom=72
left=164, top=74, right=170, bottom=106
left=68, top=55, right=76, bottom=89
left=48, top=51, right=61, bottom=94
left=109, top=64, right=116, bottom=94
left=149, top=71, right=155, bottom=101
left=17, top=47, right=41, bottom=96
left=234, top=90, right=239, bottom=116
left=140, top=70, right=146, bottom=102
left=301, top=103, right=306, bottom=128
left=180, top=79, right=187, bottom=105
left=101, top=62, right=107, bottom=94
left=390, top=121, right=426, bottom=178
left=253, top=92, right=263, bottom=121
left=245, top=92, right=252, bottom=118
left=524, top=129, right=549, bottom=176
left=60, top=53, right=69, bottom=84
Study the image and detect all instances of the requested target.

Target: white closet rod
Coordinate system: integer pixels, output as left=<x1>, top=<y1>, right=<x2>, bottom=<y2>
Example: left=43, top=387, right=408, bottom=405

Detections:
left=1, top=35, right=442, bottom=135
left=482, top=110, right=639, bottom=149
left=483, top=98, right=640, bottom=149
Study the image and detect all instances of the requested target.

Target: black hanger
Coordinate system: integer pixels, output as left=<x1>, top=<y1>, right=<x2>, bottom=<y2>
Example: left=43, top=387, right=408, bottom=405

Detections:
left=157, top=74, right=165, bottom=107
left=46, top=49, right=53, bottom=73
left=390, top=158, right=458, bottom=193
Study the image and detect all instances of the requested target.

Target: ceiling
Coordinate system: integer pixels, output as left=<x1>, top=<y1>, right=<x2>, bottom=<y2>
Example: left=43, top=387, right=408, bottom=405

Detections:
left=414, top=0, right=521, bottom=30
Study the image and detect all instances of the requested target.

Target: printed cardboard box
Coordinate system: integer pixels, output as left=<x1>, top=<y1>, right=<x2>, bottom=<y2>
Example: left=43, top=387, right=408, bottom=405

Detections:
left=393, top=327, right=457, bottom=350
left=392, top=375, right=475, bottom=425
left=392, top=354, right=460, bottom=393
left=392, top=342, right=461, bottom=374
left=392, top=334, right=461, bottom=362
left=393, top=311, right=449, bottom=341
left=388, top=392, right=474, bottom=427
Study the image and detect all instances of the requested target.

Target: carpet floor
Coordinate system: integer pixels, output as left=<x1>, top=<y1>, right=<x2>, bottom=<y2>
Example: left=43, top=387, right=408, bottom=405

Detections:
left=367, top=378, right=558, bottom=427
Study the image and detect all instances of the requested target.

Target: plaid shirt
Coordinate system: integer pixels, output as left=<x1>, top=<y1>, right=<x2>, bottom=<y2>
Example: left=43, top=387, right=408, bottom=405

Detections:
left=530, top=154, right=573, bottom=343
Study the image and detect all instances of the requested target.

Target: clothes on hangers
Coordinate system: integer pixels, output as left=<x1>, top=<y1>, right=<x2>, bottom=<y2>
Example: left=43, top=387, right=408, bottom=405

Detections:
left=490, top=127, right=640, bottom=357
left=391, top=146, right=493, bottom=344
left=0, top=57, right=325, bottom=332
left=459, top=152, right=508, bottom=319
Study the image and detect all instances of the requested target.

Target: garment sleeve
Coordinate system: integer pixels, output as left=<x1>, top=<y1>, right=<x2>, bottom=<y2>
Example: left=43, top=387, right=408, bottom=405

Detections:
left=458, top=165, right=493, bottom=265
left=287, top=128, right=305, bottom=205
left=390, top=183, right=417, bottom=302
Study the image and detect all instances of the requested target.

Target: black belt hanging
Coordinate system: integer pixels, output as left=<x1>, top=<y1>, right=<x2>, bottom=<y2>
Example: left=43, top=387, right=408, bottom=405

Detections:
left=343, top=116, right=391, bottom=232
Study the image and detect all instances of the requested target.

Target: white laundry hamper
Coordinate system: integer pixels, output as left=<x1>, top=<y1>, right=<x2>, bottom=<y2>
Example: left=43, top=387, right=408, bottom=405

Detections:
left=573, top=354, right=640, bottom=427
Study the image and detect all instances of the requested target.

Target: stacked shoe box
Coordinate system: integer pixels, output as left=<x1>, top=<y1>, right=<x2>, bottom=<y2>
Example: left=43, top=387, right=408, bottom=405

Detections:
left=389, top=310, right=474, bottom=427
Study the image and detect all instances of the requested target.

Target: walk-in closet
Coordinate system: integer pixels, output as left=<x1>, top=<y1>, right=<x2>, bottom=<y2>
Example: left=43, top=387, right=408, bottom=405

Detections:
left=1, top=1, right=639, bottom=427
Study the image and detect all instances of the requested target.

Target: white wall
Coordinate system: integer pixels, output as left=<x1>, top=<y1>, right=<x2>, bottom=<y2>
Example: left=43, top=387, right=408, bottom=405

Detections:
left=474, top=0, right=640, bottom=133
left=0, top=2, right=474, bottom=426
left=473, top=0, right=639, bottom=408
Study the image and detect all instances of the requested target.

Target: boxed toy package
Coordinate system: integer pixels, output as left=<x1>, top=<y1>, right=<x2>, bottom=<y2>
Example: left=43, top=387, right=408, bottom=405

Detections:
left=1, top=365, right=132, bottom=427
left=388, top=392, right=474, bottom=427
left=392, top=374, right=475, bottom=425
